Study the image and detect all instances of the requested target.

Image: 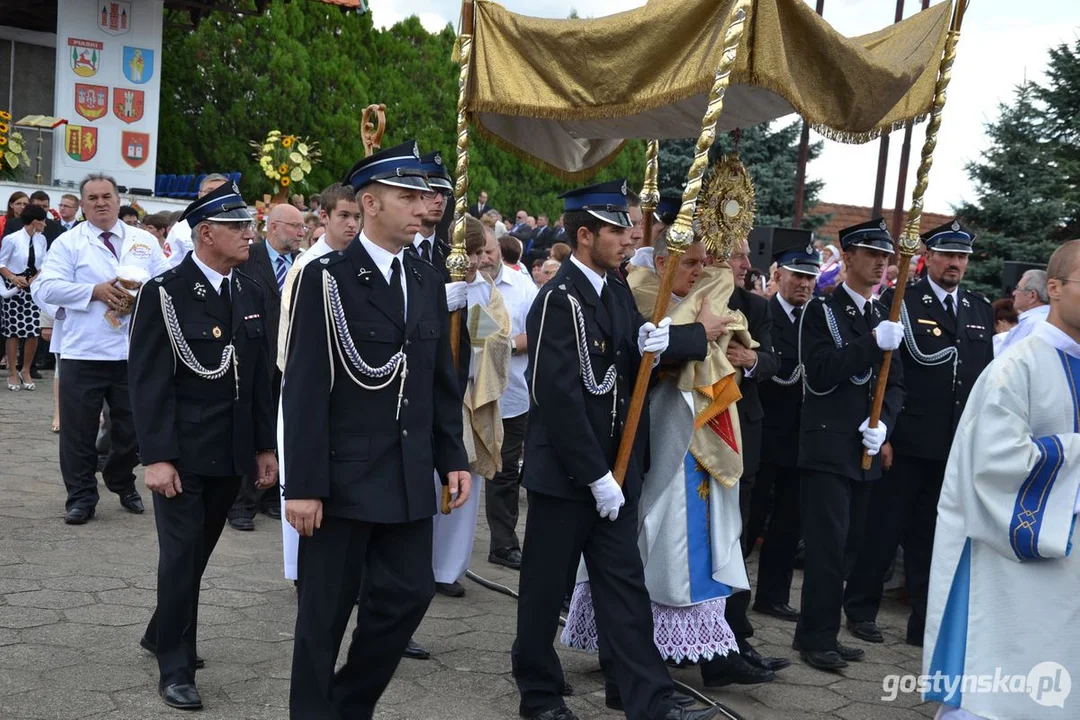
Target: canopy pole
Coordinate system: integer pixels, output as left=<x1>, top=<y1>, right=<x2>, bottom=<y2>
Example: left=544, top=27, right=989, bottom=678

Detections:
left=890, top=0, right=931, bottom=241
left=443, top=0, right=475, bottom=514
left=613, top=0, right=753, bottom=486
left=639, top=140, right=660, bottom=247
left=862, top=0, right=969, bottom=471
left=791, top=0, right=825, bottom=226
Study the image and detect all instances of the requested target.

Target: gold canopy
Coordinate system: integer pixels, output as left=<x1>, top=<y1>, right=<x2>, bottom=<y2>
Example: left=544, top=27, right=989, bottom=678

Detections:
left=464, top=0, right=953, bottom=178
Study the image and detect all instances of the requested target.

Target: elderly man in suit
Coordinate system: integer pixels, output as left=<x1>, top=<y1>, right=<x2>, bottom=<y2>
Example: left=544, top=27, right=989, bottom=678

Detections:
left=227, top=202, right=304, bottom=531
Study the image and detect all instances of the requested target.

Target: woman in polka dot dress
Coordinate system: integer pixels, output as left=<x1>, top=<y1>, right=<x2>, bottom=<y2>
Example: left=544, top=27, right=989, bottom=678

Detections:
left=0, top=204, right=48, bottom=390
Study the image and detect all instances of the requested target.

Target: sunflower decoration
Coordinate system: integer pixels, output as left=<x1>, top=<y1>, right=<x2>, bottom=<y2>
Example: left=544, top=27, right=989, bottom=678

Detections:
left=250, top=129, right=321, bottom=196
left=695, top=153, right=756, bottom=261
left=0, top=111, right=31, bottom=181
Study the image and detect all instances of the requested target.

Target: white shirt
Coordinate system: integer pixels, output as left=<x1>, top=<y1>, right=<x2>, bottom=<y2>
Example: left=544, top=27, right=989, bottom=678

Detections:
left=190, top=251, right=233, bottom=294
left=359, top=232, right=408, bottom=318
left=840, top=282, right=871, bottom=314
left=927, top=277, right=959, bottom=314
left=0, top=228, right=47, bottom=276
left=997, top=304, right=1050, bottom=356
left=34, top=220, right=170, bottom=361
left=775, top=292, right=801, bottom=324
left=569, top=254, right=606, bottom=297
left=468, top=264, right=538, bottom=418
left=163, top=220, right=193, bottom=268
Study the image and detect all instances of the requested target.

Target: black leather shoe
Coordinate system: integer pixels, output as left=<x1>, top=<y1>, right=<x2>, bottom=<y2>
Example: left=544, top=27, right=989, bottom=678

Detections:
left=489, top=547, right=523, bottom=569
left=525, top=707, right=579, bottom=720
left=662, top=707, right=722, bottom=719
left=741, top=643, right=791, bottom=672
left=160, top=683, right=203, bottom=710
left=906, top=634, right=924, bottom=648
left=753, top=602, right=800, bottom=621
left=435, top=581, right=465, bottom=597
left=606, top=689, right=696, bottom=711
left=228, top=516, right=255, bottom=532
left=701, top=651, right=776, bottom=687
left=260, top=504, right=281, bottom=520
left=119, top=491, right=144, bottom=514
left=64, top=506, right=95, bottom=525
left=403, top=638, right=430, bottom=660
left=140, top=635, right=205, bottom=669
left=836, top=642, right=865, bottom=662
left=846, top=619, right=884, bottom=643
left=800, top=649, right=848, bottom=671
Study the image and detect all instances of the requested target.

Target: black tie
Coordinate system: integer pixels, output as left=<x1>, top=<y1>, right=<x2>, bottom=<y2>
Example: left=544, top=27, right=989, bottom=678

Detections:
left=863, top=302, right=874, bottom=331
left=390, top=258, right=405, bottom=320
left=26, top=239, right=36, bottom=276
left=944, top=294, right=955, bottom=318
left=220, top=278, right=232, bottom=313
left=420, top=239, right=432, bottom=264
left=791, top=306, right=802, bottom=323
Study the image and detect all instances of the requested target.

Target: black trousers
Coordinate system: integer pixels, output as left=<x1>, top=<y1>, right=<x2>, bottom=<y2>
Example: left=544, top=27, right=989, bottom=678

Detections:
left=794, top=470, right=871, bottom=651
left=229, top=369, right=281, bottom=520
left=754, top=463, right=802, bottom=608
left=486, top=412, right=527, bottom=552
left=513, top=491, right=675, bottom=720
left=844, top=454, right=946, bottom=642
left=146, top=472, right=240, bottom=686
left=58, top=359, right=138, bottom=511
left=723, top=473, right=756, bottom=644
left=290, top=515, right=434, bottom=720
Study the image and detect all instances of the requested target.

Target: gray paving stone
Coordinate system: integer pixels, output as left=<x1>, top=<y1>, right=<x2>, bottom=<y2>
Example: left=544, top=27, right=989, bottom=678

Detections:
left=0, top=687, right=114, bottom=718
left=63, top=603, right=151, bottom=626
left=0, top=642, right=85, bottom=669
left=39, top=576, right=128, bottom=593
left=5, top=589, right=96, bottom=609
left=0, top=605, right=61, bottom=628
left=39, top=662, right=155, bottom=692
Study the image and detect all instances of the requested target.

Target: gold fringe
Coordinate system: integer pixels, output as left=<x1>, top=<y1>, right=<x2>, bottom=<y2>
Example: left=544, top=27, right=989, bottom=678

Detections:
left=471, top=119, right=630, bottom=183
left=470, top=68, right=931, bottom=149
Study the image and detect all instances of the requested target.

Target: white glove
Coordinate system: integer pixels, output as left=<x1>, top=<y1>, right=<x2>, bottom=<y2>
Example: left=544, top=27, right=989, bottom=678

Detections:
left=874, top=320, right=904, bottom=351
left=858, top=418, right=888, bottom=456
left=638, top=316, right=672, bottom=356
left=444, top=281, right=468, bottom=312
left=589, top=472, right=626, bottom=521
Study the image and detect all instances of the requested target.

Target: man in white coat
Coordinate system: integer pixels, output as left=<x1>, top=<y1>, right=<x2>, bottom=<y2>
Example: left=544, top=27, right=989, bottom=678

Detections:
left=924, top=239, right=1080, bottom=720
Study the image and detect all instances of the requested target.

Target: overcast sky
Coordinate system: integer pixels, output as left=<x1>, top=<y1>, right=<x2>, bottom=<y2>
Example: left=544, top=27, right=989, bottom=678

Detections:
left=368, top=0, right=1077, bottom=215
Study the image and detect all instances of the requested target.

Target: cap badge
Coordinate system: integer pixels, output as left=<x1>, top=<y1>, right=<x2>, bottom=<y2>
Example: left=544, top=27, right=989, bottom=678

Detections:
left=879, top=219, right=888, bottom=231
left=231, top=181, right=241, bottom=194
left=621, top=180, right=628, bottom=196
left=434, top=153, right=442, bottom=165
left=951, top=220, right=960, bottom=232
left=805, top=243, right=814, bottom=255
left=412, top=142, right=420, bottom=159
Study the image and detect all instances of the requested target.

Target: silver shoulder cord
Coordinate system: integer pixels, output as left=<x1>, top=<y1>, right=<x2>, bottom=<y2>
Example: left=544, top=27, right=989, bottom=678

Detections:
left=321, top=270, right=410, bottom=420
left=797, top=302, right=872, bottom=398
left=158, top=286, right=240, bottom=400
left=899, top=301, right=959, bottom=389
left=530, top=289, right=619, bottom=436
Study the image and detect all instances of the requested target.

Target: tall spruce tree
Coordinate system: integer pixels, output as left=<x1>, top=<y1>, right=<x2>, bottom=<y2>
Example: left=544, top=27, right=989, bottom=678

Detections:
left=956, top=81, right=1068, bottom=296
left=656, top=122, right=826, bottom=229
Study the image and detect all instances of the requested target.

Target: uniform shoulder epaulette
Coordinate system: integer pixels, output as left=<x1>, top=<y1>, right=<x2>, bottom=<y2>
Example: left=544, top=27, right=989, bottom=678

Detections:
left=153, top=267, right=181, bottom=285
left=307, top=251, right=348, bottom=272
left=967, top=290, right=991, bottom=305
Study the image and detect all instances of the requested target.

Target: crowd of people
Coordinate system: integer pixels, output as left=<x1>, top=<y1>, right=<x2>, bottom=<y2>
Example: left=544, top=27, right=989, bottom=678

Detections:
left=2, top=155, right=1076, bottom=720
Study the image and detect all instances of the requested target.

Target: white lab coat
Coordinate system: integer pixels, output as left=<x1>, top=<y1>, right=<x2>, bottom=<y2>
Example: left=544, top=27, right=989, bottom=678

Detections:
left=34, top=220, right=170, bottom=361
left=162, top=220, right=193, bottom=269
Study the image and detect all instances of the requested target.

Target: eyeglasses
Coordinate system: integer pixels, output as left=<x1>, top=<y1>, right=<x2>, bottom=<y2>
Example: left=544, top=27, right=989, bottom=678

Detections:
left=1056, top=278, right=1080, bottom=285
left=209, top=221, right=255, bottom=233
left=274, top=220, right=308, bottom=234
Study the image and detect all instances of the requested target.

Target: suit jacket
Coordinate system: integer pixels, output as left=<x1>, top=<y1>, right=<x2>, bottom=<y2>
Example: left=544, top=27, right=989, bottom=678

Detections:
left=241, top=241, right=296, bottom=369
left=282, top=239, right=468, bottom=523
left=468, top=202, right=489, bottom=219
left=728, top=286, right=780, bottom=478
left=883, top=278, right=994, bottom=461
left=521, top=260, right=706, bottom=504
left=128, top=255, right=276, bottom=478
left=525, top=226, right=554, bottom=265
left=759, top=295, right=805, bottom=469
left=798, top=288, right=905, bottom=482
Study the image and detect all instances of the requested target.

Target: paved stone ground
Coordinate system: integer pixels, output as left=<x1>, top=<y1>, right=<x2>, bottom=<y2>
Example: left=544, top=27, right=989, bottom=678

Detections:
left=0, top=373, right=943, bottom=719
